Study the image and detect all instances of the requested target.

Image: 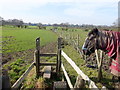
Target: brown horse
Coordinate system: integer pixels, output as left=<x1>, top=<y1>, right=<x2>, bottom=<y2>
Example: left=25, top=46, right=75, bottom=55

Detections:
left=82, top=28, right=120, bottom=77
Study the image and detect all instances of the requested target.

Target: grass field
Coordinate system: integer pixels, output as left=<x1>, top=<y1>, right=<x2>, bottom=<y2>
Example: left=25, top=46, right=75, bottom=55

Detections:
left=2, top=25, right=58, bottom=85
left=2, top=26, right=57, bottom=53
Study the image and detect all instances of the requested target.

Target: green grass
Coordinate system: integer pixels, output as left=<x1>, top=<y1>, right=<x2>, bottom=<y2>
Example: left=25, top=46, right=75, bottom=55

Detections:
left=7, top=58, right=29, bottom=85
left=2, top=26, right=57, bottom=53
left=2, top=25, right=58, bottom=86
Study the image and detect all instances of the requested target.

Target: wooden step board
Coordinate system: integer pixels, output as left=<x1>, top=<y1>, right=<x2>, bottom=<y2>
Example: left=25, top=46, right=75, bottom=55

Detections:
left=53, top=81, right=67, bottom=89
left=43, top=66, right=51, bottom=79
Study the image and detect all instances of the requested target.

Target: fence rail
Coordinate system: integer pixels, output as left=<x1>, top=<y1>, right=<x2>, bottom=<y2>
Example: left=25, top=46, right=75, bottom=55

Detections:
left=39, top=63, right=57, bottom=66
left=61, top=50, right=98, bottom=89
left=61, top=63, right=73, bottom=88
left=12, top=62, right=35, bottom=88
left=40, top=53, right=57, bottom=57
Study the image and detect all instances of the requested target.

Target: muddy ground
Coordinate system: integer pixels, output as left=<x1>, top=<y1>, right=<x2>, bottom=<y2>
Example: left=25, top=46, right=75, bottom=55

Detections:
left=2, top=42, right=57, bottom=68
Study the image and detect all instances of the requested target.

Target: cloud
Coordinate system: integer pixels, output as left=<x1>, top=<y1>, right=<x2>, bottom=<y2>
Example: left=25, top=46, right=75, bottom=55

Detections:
left=1, top=0, right=119, bottom=25
left=1, top=0, right=118, bottom=11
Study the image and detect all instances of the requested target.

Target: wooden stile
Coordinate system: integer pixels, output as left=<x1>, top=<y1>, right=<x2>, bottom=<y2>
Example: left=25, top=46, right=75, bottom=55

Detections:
left=6, top=37, right=62, bottom=89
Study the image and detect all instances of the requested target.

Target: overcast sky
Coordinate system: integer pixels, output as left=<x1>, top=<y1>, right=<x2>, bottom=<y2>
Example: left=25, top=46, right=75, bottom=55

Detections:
left=1, top=0, right=119, bottom=25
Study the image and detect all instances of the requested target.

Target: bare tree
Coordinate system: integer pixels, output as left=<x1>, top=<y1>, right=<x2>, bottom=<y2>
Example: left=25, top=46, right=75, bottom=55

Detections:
left=37, top=23, right=42, bottom=29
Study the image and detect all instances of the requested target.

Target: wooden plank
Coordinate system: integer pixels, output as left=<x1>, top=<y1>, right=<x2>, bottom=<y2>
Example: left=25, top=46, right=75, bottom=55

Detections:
left=40, top=63, right=56, bottom=66
left=43, top=66, right=51, bottom=79
left=61, top=51, right=98, bottom=89
left=53, top=81, right=67, bottom=88
left=12, top=62, right=35, bottom=88
left=61, top=63, right=73, bottom=88
left=40, top=53, right=57, bottom=57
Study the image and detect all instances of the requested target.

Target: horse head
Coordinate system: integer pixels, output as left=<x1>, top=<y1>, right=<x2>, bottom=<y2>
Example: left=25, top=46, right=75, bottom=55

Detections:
left=82, top=28, right=99, bottom=56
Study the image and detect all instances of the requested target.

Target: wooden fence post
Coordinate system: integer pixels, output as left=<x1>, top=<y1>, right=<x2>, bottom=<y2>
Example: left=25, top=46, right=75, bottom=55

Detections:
left=77, top=34, right=79, bottom=48
left=2, top=69, right=11, bottom=89
left=98, top=50, right=103, bottom=81
left=69, top=34, right=71, bottom=45
left=35, top=37, right=40, bottom=77
left=77, top=34, right=79, bottom=52
left=95, top=50, right=100, bottom=66
left=74, top=75, right=85, bottom=89
left=95, top=50, right=103, bottom=81
left=57, top=37, right=62, bottom=73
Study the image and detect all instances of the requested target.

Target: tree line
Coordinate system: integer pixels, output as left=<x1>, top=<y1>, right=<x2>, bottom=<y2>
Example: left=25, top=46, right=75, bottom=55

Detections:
left=0, top=16, right=119, bottom=31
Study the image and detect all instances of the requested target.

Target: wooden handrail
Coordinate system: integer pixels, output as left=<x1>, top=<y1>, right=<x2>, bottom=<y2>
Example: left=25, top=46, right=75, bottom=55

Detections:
left=61, top=63, right=73, bottom=88
left=61, top=50, right=98, bottom=89
left=12, top=62, right=35, bottom=88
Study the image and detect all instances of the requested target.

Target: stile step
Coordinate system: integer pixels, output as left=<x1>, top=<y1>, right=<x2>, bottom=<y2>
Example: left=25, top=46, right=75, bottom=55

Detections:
left=53, top=81, right=67, bottom=89
left=43, top=66, right=51, bottom=79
